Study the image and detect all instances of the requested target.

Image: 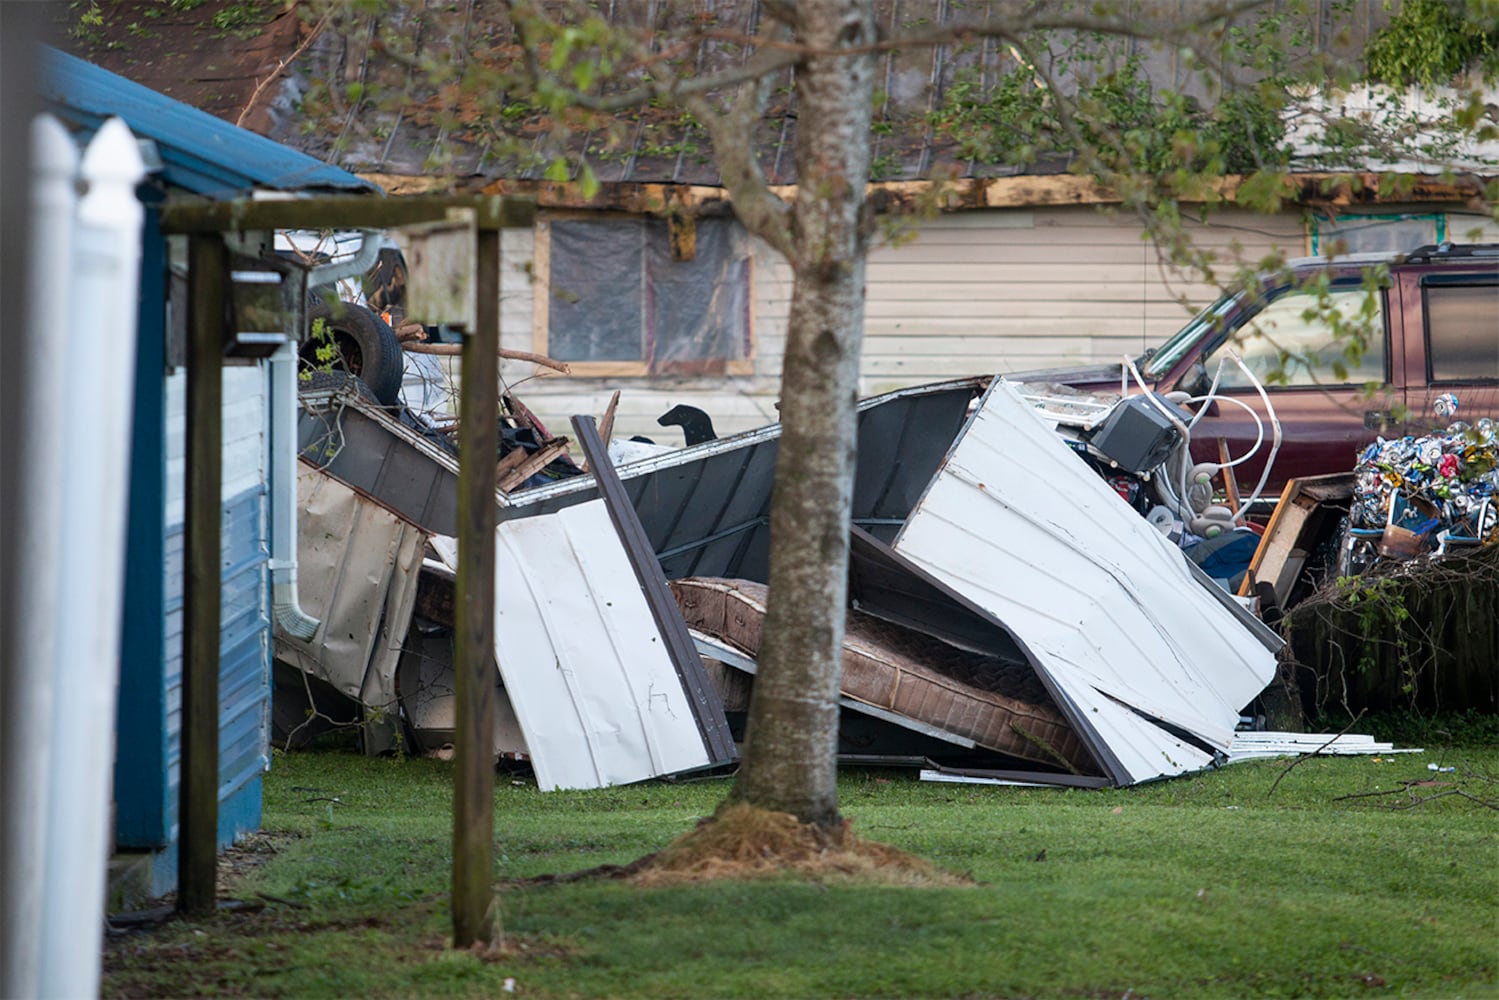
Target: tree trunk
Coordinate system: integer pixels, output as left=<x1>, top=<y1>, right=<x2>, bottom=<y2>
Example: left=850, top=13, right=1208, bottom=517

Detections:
left=729, top=0, right=876, bottom=829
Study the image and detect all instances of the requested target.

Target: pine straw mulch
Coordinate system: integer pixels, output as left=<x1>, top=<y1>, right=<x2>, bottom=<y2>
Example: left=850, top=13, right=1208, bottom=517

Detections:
left=507, top=802, right=973, bottom=889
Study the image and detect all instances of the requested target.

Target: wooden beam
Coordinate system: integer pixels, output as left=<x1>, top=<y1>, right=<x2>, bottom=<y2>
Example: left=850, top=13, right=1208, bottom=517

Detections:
left=179, top=234, right=224, bottom=916
left=451, top=226, right=500, bottom=948
left=497, top=439, right=570, bottom=493
left=1217, top=439, right=1243, bottom=520
left=342, top=171, right=1493, bottom=216
left=160, top=194, right=534, bottom=235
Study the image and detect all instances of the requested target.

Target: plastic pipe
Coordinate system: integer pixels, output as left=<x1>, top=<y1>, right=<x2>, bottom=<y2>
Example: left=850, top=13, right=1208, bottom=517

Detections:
left=268, top=341, right=320, bottom=640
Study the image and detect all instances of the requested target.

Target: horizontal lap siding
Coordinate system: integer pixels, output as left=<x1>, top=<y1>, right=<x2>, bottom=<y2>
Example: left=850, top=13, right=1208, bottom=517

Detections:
left=494, top=206, right=1311, bottom=436
left=157, top=367, right=270, bottom=857
left=861, top=207, right=1306, bottom=393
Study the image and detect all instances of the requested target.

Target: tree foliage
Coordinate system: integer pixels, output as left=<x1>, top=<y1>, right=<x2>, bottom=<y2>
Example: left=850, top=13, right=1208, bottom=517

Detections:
left=1366, top=0, right=1499, bottom=86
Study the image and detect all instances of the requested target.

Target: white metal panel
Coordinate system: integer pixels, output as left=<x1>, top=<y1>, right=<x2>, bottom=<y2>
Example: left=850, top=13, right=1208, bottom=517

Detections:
left=222, top=365, right=267, bottom=500
left=437, top=499, right=715, bottom=791
left=894, top=380, right=1278, bottom=784
left=1225, top=732, right=1415, bottom=761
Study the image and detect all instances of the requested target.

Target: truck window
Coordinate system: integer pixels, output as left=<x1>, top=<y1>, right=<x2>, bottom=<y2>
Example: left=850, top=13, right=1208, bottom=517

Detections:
left=1203, top=285, right=1386, bottom=389
left=1139, top=293, right=1238, bottom=379
left=1425, top=283, right=1499, bottom=382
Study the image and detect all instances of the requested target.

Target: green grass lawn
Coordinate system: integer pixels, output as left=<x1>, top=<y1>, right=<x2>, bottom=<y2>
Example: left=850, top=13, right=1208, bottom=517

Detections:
left=104, top=738, right=1499, bottom=998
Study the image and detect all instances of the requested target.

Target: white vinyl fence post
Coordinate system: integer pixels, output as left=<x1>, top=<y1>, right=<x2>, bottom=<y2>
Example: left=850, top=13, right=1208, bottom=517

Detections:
left=2, top=113, right=80, bottom=1000
left=37, top=116, right=146, bottom=1000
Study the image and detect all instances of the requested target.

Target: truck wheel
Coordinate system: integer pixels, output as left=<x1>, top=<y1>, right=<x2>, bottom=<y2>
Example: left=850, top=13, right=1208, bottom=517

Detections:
left=304, top=301, right=404, bottom=406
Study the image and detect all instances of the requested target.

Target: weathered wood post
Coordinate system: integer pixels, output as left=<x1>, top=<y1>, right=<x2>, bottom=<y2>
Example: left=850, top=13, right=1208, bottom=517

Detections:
left=180, top=232, right=225, bottom=916
left=451, top=216, right=501, bottom=947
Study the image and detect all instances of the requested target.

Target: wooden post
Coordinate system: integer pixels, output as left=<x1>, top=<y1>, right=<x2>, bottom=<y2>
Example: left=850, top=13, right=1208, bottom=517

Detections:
left=179, top=234, right=224, bottom=915
left=452, top=226, right=500, bottom=947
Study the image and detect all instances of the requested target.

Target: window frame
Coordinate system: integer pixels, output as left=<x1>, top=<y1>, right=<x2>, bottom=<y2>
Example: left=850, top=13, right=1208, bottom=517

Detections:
left=1422, top=275, right=1499, bottom=386
left=532, top=211, right=756, bottom=377
left=1308, top=211, right=1446, bottom=256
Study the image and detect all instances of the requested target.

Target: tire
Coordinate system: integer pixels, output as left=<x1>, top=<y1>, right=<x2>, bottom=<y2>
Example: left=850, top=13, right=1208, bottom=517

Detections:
left=303, top=301, right=404, bottom=406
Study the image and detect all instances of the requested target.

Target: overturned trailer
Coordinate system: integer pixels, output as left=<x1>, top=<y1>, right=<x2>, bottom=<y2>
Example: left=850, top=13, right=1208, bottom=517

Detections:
left=280, top=375, right=1279, bottom=788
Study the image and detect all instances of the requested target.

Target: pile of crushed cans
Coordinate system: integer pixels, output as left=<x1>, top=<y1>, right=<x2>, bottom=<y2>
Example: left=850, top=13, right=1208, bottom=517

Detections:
left=1344, top=394, right=1499, bottom=573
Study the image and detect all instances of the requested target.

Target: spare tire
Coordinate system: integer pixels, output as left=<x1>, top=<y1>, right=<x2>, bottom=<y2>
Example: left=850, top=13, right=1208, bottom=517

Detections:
left=303, top=301, right=404, bottom=406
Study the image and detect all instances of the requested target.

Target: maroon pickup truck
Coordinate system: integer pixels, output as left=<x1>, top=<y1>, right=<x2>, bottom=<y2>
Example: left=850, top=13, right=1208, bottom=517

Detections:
left=1012, top=243, right=1499, bottom=502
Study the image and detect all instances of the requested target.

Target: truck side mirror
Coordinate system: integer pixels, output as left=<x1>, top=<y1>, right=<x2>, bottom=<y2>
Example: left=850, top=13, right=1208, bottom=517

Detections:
left=1176, top=362, right=1212, bottom=398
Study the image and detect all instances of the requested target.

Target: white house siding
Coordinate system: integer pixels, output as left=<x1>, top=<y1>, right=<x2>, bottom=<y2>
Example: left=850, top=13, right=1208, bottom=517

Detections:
left=860, top=206, right=1308, bottom=393
left=486, top=203, right=1485, bottom=443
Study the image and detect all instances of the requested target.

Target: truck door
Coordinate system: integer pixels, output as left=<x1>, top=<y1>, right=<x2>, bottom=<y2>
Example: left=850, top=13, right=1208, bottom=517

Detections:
left=1396, top=267, right=1499, bottom=436
left=1169, top=281, right=1396, bottom=499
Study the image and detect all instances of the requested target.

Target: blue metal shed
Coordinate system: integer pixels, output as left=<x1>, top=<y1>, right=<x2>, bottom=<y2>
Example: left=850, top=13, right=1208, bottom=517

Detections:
left=40, top=47, right=375, bottom=896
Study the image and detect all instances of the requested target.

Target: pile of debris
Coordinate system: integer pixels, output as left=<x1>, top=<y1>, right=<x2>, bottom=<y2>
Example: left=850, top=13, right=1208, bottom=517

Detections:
left=1344, top=410, right=1498, bottom=572
left=277, top=375, right=1287, bottom=791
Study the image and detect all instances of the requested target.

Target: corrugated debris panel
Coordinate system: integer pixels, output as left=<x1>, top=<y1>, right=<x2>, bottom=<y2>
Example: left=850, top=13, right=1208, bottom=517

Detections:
left=431, top=498, right=730, bottom=791
left=273, top=463, right=426, bottom=725
left=893, top=380, right=1281, bottom=785
left=672, top=577, right=1094, bottom=775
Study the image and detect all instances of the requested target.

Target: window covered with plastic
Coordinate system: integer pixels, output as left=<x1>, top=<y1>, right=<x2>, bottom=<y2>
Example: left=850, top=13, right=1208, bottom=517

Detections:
left=545, top=216, right=752, bottom=374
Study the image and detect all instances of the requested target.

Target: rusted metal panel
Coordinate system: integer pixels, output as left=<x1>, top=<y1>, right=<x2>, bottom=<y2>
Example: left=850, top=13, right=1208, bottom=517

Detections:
left=673, top=577, right=1094, bottom=774
left=272, top=468, right=426, bottom=731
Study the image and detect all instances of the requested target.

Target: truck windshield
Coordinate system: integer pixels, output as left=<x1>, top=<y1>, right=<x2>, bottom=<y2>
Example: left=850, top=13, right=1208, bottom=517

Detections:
left=1139, top=291, right=1241, bottom=379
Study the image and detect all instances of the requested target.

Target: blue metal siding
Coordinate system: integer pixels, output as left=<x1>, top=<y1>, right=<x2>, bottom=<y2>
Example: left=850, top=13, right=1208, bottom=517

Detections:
left=157, top=485, right=269, bottom=859
left=38, top=48, right=375, bottom=197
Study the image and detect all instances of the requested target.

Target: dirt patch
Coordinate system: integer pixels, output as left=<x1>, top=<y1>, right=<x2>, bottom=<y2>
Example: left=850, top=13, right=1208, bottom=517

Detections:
left=632, top=802, right=969, bottom=887
left=54, top=0, right=305, bottom=133
left=513, top=803, right=971, bottom=888
left=217, top=829, right=300, bottom=894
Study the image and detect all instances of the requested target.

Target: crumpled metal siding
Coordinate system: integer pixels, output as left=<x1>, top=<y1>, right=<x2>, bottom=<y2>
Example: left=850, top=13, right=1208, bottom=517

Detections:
left=432, top=499, right=719, bottom=791
left=894, top=380, right=1280, bottom=785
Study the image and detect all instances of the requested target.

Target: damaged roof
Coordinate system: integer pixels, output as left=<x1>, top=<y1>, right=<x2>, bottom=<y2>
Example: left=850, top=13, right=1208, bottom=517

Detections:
left=294, top=373, right=1281, bottom=788
left=59, top=0, right=1390, bottom=191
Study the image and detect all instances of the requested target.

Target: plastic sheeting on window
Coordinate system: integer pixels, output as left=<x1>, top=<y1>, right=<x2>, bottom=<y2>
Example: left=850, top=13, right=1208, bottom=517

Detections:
left=547, top=216, right=750, bottom=370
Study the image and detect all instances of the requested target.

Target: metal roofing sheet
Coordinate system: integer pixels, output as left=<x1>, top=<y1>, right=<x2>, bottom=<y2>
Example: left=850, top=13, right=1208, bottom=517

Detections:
left=894, top=379, right=1280, bottom=785
left=38, top=47, right=375, bottom=198
left=433, top=500, right=720, bottom=791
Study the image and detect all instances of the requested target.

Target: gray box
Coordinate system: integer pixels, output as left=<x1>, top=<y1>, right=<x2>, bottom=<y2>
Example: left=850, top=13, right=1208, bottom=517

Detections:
left=1088, top=394, right=1191, bottom=473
